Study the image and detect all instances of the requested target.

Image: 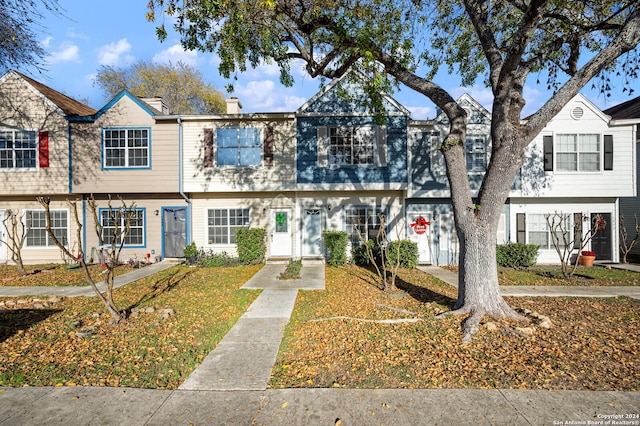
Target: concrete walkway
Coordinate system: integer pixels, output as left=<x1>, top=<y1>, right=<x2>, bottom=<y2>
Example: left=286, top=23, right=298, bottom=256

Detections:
left=0, top=259, right=182, bottom=298
left=1, top=262, right=639, bottom=425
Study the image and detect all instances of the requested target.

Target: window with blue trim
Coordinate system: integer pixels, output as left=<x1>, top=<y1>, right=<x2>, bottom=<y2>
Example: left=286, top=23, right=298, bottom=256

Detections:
left=100, top=209, right=145, bottom=246
left=103, top=128, right=150, bottom=168
left=216, top=128, right=261, bottom=167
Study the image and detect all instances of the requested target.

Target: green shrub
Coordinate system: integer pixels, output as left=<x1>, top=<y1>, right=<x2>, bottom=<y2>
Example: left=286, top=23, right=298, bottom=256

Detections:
left=496, top=243, right=539, bottom=268
left=183, top=242, right=198, bottom=258
left=323, top=231, right=348, bottom=267
left=197, top=251, right=241, bottom=267
left=236, top=228, right=266, bottom=265
left=351, top=239, right=377, bottom=266
left=387, top=240, right=419, bottom=268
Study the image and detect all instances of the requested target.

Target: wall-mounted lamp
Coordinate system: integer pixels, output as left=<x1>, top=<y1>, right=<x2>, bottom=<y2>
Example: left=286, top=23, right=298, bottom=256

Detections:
left=327, top=204, right=332, bottom=211
left=154, top=210, right=159, bottom=216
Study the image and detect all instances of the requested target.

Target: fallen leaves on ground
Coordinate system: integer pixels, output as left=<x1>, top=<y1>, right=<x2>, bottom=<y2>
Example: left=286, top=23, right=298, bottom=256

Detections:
left=0, top=265, right=261, bottom=388
left=0, top=264, right=135, bottom=287
left=271, top=265, right=639, bottom=391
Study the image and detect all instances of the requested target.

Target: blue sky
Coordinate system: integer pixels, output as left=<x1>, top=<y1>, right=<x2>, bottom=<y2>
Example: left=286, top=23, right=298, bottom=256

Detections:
left=30, top=0, right=635, bottom=119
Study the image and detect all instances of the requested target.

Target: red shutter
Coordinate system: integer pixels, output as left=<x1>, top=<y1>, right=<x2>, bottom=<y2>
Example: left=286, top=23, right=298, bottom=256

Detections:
left=38, top=131, right=49, bottom=168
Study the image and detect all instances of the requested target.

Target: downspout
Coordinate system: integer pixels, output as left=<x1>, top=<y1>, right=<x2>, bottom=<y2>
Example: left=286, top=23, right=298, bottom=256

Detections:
left=68, top=121, right=73, bottom=195
left=177, top=117, right=191, bottom=243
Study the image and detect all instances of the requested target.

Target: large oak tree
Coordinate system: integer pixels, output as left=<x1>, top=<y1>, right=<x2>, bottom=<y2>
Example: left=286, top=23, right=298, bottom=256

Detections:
left=148, top=0, right=640, bottom=340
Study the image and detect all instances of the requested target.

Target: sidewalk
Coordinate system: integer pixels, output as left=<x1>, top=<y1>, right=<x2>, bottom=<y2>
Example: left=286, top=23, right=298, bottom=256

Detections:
left=1, top=262, right=638, bottom=425
left=0, top=259, right=181, bottom=298
left=418, top=264, right=640, bottom=300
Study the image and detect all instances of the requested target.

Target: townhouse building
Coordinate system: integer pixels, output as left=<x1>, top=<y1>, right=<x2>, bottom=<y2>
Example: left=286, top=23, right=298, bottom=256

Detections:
left=0, top=69, right=635, bottom=265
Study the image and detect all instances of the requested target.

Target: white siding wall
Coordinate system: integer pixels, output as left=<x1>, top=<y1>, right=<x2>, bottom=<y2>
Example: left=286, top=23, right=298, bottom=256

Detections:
left=182, top=116, right=296, bottom=193
left=518, top=96, right=635, bottom=198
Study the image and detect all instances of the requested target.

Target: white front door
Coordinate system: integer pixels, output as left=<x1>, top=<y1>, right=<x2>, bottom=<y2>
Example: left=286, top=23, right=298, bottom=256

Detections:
left=408, top=211, right=432, bottom=264
left=270, top=208, right=292, bottom=258
left=302, top=209, right=323, bottom=257
left=0, top=210, right=6, bottom=262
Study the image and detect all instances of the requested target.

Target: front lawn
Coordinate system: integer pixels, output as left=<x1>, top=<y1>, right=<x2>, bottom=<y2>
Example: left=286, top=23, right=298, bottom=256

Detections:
left=0, top=263, right=135, bottom=287
left=0, top=264, right=261, bottom=388
left=270, top=266, right=639, bottom=390
left=498, top=266, right=640, bottom=286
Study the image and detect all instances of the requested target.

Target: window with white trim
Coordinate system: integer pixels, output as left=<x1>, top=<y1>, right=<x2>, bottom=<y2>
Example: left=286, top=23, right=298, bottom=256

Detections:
left=528, top=213, right=571, bottom=250
left=207, top=208, right=250, bottom=244
left=556, top=134, right=600, bottom=172
left=465, top=135, right=487, bottom=172
left=103, top=128, right=150, bottom=168
left=329, top=126, right=376, bottom=166
left=100, top=209, right=145, bottom=246
left=216, top=128, right=261, bottom=167
left=345, top=206, right=386, bottom=246
left=25, top=210, right=68, bottom=247
left=0, top=130, right=37, bottom=169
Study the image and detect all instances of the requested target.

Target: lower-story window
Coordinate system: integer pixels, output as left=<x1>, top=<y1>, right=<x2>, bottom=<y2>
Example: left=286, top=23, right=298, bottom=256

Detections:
left=345, top=206, right=386, bottom=246
left=100, top=209, right=145, bottom=247
left=207, top=208, right=250, bottom=244
left=25, top=210, right=68, bottom=247
left=525, top=213, right=571, bottom=250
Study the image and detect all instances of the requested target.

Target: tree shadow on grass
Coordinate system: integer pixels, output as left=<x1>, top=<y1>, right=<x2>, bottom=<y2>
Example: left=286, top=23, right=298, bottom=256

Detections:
left=394, top=275, right=457, bottom=307
left=0, top=309, right=62, bottom=343
left=126, top=268, right=194, bottom=311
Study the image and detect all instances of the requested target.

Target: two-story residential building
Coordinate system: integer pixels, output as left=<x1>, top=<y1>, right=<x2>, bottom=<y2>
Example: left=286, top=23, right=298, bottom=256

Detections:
left=1, top=69, right=636, bottom=266
left=0, top=70, right=96, bottom=264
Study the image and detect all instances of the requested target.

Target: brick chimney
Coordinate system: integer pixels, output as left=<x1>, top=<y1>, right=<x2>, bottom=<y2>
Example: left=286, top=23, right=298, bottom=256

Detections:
left=226, top=97, right=242, bottom=114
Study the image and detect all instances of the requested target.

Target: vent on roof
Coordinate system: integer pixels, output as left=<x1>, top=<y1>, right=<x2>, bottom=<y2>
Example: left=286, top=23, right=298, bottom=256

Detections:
left=571, top=106, right=584, bottom=120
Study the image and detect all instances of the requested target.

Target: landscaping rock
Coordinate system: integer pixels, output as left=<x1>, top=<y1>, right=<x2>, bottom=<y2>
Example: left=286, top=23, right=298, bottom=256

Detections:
left=48, top=296, right=62, bottom=304
left=485, top=322, right=498, bottom=331
left=516, top=326, right=536, bottom=336
left=144, top=307, right=156, bottom=313
left=158, top=308, right=175, bottom=320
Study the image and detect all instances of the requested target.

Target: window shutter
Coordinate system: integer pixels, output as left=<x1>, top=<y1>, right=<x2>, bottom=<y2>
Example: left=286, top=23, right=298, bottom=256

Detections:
left=264, top=126, right=274, bottom=166
left=543, top=135, right=553, bottom=171
left=431, top=133, right=445, bottom=175
left=604, top=135, right=613, bottom=170
left=376, top=126, right=387, bottom=167
left=317, top=126, right=328, bottom=168
left=203, top=128, right=213, bottom=168
left=573, top=213, right=583, bottom=249
left=38, top=131, right=49, bottom=168
left=516, top=213, right=526, bottom=244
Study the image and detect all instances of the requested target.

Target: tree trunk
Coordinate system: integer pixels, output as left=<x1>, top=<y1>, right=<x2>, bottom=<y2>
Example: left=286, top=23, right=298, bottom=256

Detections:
left=454, top=224, right=522, bottom=342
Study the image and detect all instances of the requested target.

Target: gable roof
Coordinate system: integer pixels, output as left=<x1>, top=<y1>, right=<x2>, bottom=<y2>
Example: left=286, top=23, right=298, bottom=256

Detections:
left=297, top=71, right=410, bottom=116
left=604, top=96, right=640, bottom=120
left=10, top=70, right=97, bottom=117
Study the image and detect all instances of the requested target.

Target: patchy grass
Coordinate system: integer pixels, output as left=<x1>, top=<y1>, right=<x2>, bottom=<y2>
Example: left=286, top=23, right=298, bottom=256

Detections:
left=0, top=263, right=136, bottom=287
left=498, top=266, right=640, bottom=286
left=0, top=264, right=261, bottom=388
left=270, top=265, right=639, bottom=390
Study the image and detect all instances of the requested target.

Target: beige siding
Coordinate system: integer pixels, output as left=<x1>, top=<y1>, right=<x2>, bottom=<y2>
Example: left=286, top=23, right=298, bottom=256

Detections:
left=0, top=197, right=81, bottom=264
left=0, top=74, right=70, bottom=195
left=72, top=95, right=180, bottom=194
left=182, top=116, right=296, bottom=193
left=82, top=194, right=188, bottom=262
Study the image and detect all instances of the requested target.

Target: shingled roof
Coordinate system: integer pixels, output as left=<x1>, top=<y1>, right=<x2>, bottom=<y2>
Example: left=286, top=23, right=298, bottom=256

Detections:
left=13, top=71, right=97, bottom=117
left=604, top=95, right=640, bottom=120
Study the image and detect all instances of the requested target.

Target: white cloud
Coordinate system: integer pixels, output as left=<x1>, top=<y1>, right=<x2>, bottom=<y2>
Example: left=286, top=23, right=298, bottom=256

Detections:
left=41, top=36, right=53, bottom=49
left=47, top=41, right=81, bottom=64
left=451, top=84, right=494, bottom=111
left=407, top=105, right=434, bottom=120
left=152, top=44, right=199, bottom=67
left=97, top=38, right=134, bottom=66
left=232, top=79, right=307, bottom=112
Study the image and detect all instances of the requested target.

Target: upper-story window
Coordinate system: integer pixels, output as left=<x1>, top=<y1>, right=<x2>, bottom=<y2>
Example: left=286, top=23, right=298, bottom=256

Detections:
left=329, top=126, right=376, bottom=166
left=103, top=128, right=150, bottom=169
left=544, top=134, right=613, bottom=172
left=0, top=130, right=37, bottom=169
left=465, top=136, right=488, bottom=172
left=216, top=128, right=261, bottom=167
